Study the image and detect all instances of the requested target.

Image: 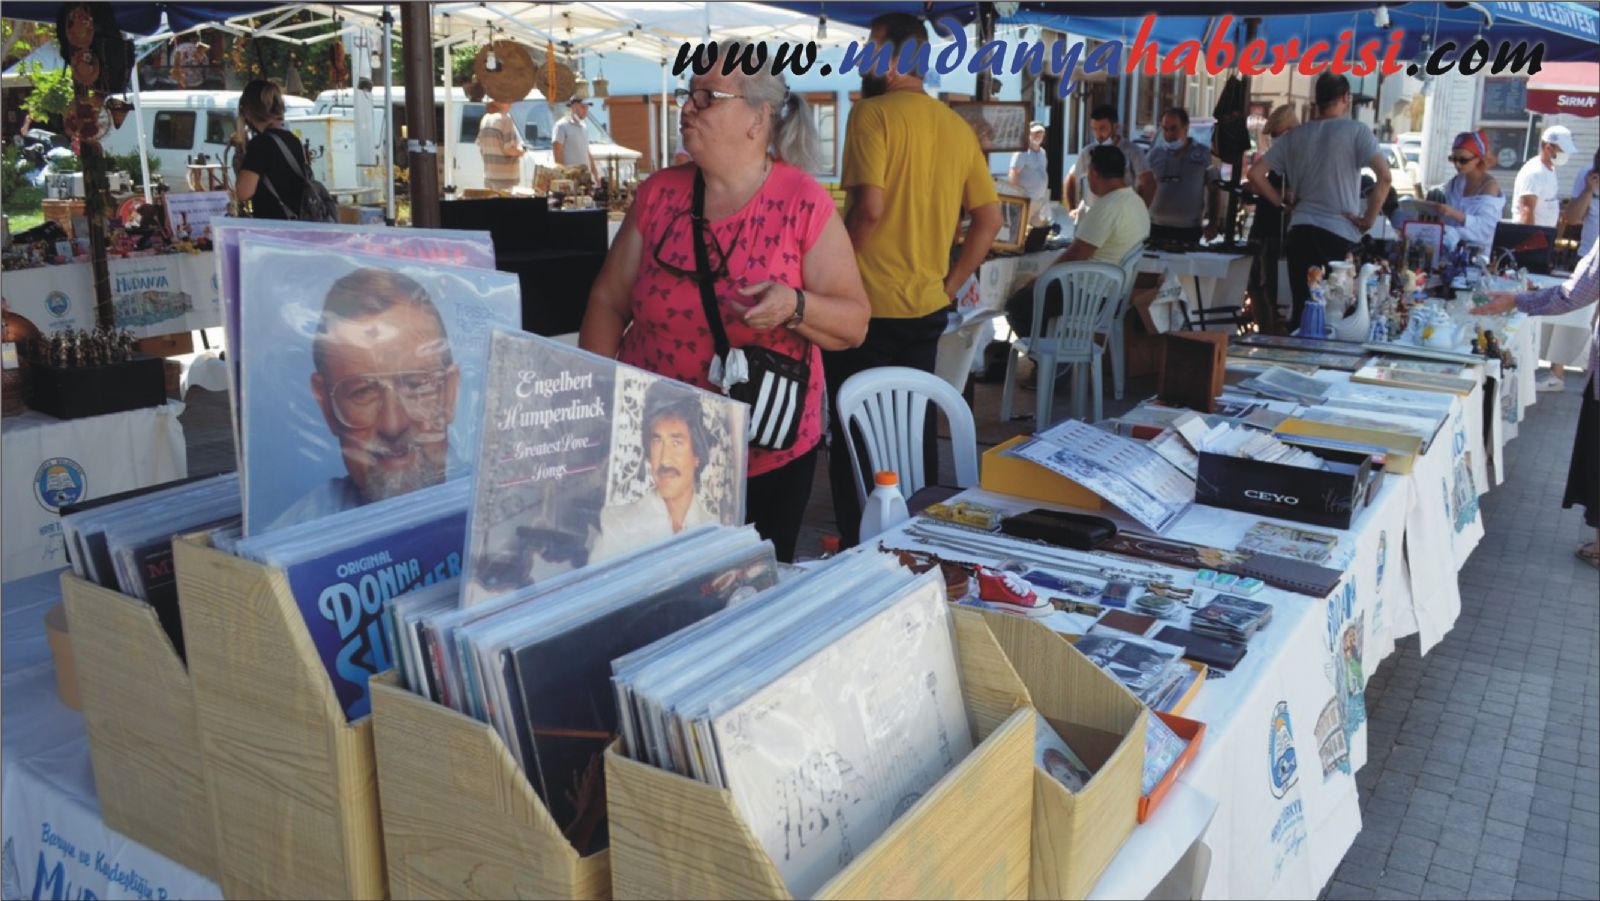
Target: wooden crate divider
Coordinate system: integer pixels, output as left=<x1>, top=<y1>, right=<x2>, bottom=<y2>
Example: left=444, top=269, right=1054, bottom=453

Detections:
left=979, top=611, right=1148, bottom=901
left=59, top=572, right=218, bottom=880
left=368, top=671, right=610, bottom=899
left=604, top=606, right=1037, bottom=900
left=172, top=535, right=386, bottom=900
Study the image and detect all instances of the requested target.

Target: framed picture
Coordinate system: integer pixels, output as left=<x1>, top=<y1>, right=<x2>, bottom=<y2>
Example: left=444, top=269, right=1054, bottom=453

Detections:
left=1401, top=221, right=1444, bottom=272
left=993, top=196, right=1029, bottom=253
left=949, top=101, right=1030, bottom=152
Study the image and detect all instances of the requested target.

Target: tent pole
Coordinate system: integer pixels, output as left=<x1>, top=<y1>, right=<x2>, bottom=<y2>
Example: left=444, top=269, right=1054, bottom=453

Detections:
left=401, top=1, right=439, bottom=227
left=129, top=53, right=154, bottom=204
left=382, top=5, right=396, bottom=224
left=442, top=35, right=455, bottom=198
left=660, top=58, right=668, bottom=170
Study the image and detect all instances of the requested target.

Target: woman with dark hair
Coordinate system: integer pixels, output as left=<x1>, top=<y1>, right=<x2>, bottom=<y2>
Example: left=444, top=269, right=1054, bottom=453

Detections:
left=580, top=62, right=869, bottom=562
left=235, top=79, right=308, bottom=220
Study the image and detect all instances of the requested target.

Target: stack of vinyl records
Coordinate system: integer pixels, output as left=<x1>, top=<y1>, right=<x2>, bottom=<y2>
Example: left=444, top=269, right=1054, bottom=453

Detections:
left=61, top=472, right=242, bottom=660
left=1071, top=631, right=1196, bottom=711
left=613, top=554, right=971, bottom=898
left=228, top=479, right=471, bottom=720
left=406, top=525, right=777, bottom=855
left=1189, top=594, right=1273, bottom=642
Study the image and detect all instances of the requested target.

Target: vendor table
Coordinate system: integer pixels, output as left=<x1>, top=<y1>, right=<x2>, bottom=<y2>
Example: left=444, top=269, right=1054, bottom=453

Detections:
left=1, top=568, right=222, bottom=901
left=2, top=404, right=187, bottom=580
left=1139, top=250, right=1253, bottom=333
left=2, top=251, right=221, bottom=339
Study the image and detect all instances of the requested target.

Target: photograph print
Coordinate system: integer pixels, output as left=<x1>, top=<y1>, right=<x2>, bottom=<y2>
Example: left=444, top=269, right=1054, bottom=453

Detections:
left=238, top=236, right=520, bottom=535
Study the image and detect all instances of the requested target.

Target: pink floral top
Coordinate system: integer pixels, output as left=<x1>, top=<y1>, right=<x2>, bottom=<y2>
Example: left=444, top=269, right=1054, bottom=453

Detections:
left=621, top=161, right=833, bottom=476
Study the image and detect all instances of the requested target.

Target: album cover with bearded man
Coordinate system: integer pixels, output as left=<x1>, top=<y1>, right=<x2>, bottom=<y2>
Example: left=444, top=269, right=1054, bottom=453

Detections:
left=460, top=328, right=748, bottom=607
left=239, top=237, right=520, bottom=535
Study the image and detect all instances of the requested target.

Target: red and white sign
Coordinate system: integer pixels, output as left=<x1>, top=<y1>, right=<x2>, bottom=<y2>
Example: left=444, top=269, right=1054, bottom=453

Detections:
left=1527, top=62, right=1600, bottom=118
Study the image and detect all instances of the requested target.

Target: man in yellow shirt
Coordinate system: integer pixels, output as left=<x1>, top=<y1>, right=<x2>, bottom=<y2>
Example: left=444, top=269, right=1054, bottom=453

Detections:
left=828, top=11, right=1000, bottom=546
left=1005, top=144, right=1150, bottom=339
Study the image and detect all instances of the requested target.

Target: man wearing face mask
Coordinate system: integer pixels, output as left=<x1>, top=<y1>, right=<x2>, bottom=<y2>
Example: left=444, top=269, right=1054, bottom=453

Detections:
left=1009, top=122, right=1054, bottom=229
left=1145, top=107, right=1221, bottom=245
left=1514, top=125, right=1577, bottom=229
left=1065, top=104, right=1155, bottom=217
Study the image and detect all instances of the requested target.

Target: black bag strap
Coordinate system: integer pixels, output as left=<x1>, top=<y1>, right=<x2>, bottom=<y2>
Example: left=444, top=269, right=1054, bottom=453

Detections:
left=265, top=129, right=313, bottom=185
left=255, top=169, right=294, bottom=220
left=690, top=170, right=733, bottom=360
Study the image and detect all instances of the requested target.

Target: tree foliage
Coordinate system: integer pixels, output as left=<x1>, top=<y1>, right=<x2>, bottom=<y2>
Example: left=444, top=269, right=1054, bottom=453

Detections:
left=21, top=63, right=74, bottom=120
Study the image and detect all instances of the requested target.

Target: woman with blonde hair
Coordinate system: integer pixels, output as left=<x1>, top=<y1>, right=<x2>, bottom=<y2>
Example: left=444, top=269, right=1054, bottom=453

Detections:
left=581, top=63, right=869, bottom=561
left=234, top=79, right=309, bottom=219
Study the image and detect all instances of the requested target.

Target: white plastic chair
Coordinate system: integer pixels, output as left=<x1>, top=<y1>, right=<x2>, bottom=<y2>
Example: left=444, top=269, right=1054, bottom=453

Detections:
left=835, top=366, right=980, bottom=509
left=1102, top=241, right=1146, bottom=401
left=1000, top=261, right=1125, bottom=426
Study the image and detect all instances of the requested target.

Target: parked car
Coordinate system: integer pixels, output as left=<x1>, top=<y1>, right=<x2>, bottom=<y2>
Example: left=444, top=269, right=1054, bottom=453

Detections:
left=1374, top=143, right=1421, bottom=198
left=310, top=86, right=642, bottom=192
left=98, top=90, right=316, bottom=192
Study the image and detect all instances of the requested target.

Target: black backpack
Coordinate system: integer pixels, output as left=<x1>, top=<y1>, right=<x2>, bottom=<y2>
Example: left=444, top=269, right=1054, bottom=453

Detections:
left=256, top=130, right=337, bottom=222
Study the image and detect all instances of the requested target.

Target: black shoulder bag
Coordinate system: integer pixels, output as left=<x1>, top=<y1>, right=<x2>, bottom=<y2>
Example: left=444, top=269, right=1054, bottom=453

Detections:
left=688, top=170, right=810, bottom=451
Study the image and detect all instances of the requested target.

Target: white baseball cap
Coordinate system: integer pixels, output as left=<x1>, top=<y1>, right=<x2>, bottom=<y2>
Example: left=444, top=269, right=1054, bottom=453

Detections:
left=1541, top=125, right=1577, bottom=154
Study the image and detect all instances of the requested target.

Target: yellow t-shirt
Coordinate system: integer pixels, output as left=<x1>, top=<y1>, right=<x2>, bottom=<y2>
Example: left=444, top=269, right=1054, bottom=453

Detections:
left=1073, top=186, right=1150, bottom=265
left=842, top=91, right=999, bottom=319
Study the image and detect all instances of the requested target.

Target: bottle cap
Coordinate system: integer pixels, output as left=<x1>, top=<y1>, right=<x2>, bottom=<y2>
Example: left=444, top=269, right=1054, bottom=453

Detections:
left=874, top=471, right=899, bottom=487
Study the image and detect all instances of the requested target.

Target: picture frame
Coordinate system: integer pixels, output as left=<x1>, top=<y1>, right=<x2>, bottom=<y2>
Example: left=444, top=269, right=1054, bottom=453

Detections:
left=992, top=195, right=1029, bottom=253
left=949, top=101, right=1030, bottom=152
left=1401, top=221, right=1444, bottom=272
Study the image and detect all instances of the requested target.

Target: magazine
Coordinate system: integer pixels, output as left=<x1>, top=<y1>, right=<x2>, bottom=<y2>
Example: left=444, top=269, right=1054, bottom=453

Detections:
left=237, top=236, right=519, bottom=534
left=460, top=329, right=749, bottom=606
left=1005, top=420, right=1193, bottom=533
left=1237, top=521, right=1340, bottom=565
left=214, top=219, right=497, bottom=469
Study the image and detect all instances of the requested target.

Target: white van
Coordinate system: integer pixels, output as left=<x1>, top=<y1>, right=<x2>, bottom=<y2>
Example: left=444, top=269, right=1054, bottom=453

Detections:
left=310, top=86, right=641, bottom=192
left=98, top=90, right=316, bottom=191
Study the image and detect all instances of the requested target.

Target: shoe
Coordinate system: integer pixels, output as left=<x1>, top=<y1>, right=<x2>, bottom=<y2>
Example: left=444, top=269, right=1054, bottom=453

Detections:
left=1536, top=373, right=1564, bottom=392
left=976, top=567, right=1052, bottom=618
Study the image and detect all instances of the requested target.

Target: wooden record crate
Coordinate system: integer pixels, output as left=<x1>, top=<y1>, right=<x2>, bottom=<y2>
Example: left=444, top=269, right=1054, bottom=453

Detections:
left=603, top=606, right=1036, bottom=900
left=172, top=535, right=386, bottom=900
left=979, top=611, right=1148, bottom=901
left=368, top=671, right=610, bottom=899
left=59, top=572, right=218, bottom=880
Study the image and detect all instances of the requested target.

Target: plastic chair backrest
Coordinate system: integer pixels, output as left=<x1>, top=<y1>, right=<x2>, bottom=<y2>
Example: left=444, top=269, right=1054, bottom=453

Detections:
left=1030, top=261, right=1125, bottom=354
left=836, top=366, right=980, bottom=507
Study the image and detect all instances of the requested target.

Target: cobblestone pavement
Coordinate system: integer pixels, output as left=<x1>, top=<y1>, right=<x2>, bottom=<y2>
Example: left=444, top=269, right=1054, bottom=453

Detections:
left=1324, top=382, right=1600, bottom=901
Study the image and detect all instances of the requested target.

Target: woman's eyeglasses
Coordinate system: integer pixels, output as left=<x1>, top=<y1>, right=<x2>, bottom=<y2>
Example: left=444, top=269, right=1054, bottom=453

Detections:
left=652, top=213, right=746, bottom=283
left=674, top=87, right=745, bottom=110
left=1449, top=155, right=1478, bottom=165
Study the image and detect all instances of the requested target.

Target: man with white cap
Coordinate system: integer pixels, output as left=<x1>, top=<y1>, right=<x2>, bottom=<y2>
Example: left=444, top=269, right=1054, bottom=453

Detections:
left=1513, top=125, right=1577, bottom=228
left=554, top=96, right=598, bottom=182
left=1008, top=122, right=1054, bottom=229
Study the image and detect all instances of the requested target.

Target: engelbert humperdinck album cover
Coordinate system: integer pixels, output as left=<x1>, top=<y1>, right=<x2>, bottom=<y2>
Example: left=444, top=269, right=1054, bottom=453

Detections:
left=238, top=236, right=518, bottom=535
left=460, top=329, right=749, bottom=606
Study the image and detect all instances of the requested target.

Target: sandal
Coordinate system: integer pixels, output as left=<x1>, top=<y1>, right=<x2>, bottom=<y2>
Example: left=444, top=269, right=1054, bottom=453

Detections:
left=1578, top=544, right=1600, bottom=570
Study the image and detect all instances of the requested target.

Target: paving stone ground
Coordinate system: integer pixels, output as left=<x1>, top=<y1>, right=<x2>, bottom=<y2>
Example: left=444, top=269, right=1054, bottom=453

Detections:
left=1322, top=380, right=1600, bottom=901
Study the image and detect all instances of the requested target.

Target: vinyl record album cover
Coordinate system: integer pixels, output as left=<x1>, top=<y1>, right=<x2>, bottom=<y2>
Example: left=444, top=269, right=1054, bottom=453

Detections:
left=238, top=237, right=518, bottom=534
left=461, top=329, right=749, bottom=606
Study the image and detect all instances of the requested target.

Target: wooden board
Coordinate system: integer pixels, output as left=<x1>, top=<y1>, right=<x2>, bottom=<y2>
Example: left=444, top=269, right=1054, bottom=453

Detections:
left=61, top=573, right=217, bottom=879
left=369, top=672, right=609, bottom=900
left=979, top=611, right=1146, bottom=901
left=173, top=536, right=387, bottom=900
left=604, top=607, right=1034, bottom=900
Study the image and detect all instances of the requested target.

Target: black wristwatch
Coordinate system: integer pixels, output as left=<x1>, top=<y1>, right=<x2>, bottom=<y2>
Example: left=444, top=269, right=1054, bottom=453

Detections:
left=785, top=288, right=806, bottom=328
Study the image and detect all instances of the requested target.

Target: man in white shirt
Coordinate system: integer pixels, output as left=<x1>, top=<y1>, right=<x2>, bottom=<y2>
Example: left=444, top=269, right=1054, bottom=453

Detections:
left=553, top=97, right=598, bottom=182
left=592, top=387, right=718, bottom=560
left=1065, top=104, right=1154, bottom=217
left=1009, top=122, right=1053, bottom=229
left=1514, top=125, right=1577, bottom=228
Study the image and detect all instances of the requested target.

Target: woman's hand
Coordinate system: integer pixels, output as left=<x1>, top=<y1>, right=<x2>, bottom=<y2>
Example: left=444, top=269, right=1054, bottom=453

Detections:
left=1474, top=291, right=1518, bottom=316
left=737, top=281, right=798, bottom=331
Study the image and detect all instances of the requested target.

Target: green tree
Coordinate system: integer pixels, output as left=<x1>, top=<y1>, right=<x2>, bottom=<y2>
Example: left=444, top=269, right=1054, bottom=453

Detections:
left=227, top=11, right=349, bottom=97
left=2, top=18, right=51, bottom=68
left=21, top=62, right=73, bottom=120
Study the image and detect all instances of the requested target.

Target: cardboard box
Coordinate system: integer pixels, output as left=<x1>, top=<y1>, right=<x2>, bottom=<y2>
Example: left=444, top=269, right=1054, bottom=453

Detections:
left=60, top=573, right=217, bottom=879
left=1157, top=332, right=1227, bottom=413
left=1138, top=713, right=1206, bottom=824
left=981, top=436, right=1105, bottom=511
left=979, top=612, right=1146, bottom=901
left=605, top=607, right=1035, bottom=900
left=173, top=536, right=386, bottom=900
left=369, top=672, right=610, bottom=900
left=1195, top=444, right=1379, bottom=529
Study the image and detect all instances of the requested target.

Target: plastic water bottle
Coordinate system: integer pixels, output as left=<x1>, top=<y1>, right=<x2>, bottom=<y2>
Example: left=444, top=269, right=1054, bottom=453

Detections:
left=859, top=471, right=909, bottom=542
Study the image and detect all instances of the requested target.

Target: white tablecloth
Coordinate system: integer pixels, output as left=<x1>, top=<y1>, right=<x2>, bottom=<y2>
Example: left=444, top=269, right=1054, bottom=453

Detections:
left=1, top=404, right=187, bottom=580
left=1, top=569, right=222, bottom=901
left=1139, top=251, right=1253, bottom=332
left=2, top=252, right=221, bottom=339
